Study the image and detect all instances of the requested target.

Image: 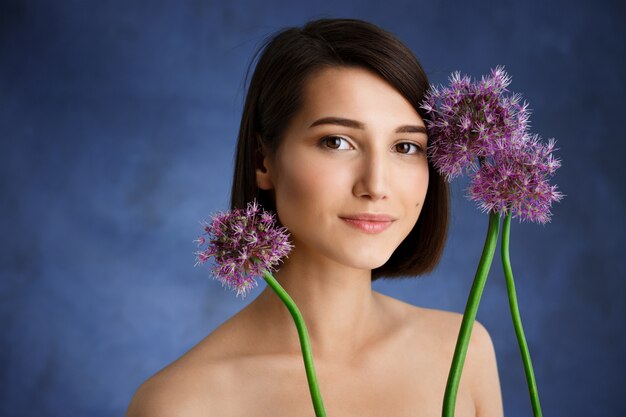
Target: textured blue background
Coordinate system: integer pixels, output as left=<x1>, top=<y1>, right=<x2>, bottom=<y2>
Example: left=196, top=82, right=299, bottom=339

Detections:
left=1, top=1, right=625, bottom=416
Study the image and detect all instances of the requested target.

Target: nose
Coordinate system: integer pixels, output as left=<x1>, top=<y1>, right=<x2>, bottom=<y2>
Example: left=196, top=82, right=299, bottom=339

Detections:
left=353, top=149, right=389, bottom=201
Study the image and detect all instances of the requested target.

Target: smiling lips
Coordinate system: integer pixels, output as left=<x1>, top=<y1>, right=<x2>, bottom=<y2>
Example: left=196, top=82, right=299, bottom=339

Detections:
left=339, top=213, right=397, bottom=234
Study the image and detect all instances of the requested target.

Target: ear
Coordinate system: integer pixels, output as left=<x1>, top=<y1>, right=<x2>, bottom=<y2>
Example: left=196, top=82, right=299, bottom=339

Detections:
left=255, top=134, right=274, bottom=190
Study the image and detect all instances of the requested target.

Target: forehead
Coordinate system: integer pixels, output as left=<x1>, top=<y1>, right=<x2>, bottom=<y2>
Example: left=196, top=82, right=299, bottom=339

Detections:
left=293, top=66, right=423, bottom=129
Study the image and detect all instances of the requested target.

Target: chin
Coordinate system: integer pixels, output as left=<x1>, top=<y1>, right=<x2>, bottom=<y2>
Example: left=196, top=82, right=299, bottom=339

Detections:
left=344, top=251, right=394, bottom=270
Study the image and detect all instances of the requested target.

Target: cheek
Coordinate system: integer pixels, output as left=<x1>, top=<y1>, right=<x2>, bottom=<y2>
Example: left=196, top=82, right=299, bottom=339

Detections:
left=278, top=151, right=353, bottom=202
left=399, top=163, right=429, bottom=206
left=397, top=164, right=429, bottom=235
left=273, top=155, right=335, bottom=224
left=419, top=166, right=430, bottom=200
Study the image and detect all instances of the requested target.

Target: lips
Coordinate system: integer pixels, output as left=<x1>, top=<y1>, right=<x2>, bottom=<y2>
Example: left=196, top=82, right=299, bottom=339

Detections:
left=340, top=213, right=397, bottom=222
left=340, top=216, right=395, bottom=234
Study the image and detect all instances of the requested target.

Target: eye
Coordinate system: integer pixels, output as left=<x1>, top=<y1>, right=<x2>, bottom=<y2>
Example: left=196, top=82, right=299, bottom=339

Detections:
left=395, top=142, right=424, bottom=155
left=320, top=135, right=352, bottom=150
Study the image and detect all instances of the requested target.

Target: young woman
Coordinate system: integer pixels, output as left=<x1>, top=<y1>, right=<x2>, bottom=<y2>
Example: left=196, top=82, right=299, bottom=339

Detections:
left=126, top=18, right=504, bottom=417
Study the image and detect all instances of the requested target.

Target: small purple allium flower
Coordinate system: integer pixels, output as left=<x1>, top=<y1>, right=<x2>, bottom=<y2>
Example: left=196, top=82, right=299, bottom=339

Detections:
left=420, top=65, right=531, bottom=180
left=193, top=199, right=294, bottom=299
left=468, top=133, right=565, bottom=224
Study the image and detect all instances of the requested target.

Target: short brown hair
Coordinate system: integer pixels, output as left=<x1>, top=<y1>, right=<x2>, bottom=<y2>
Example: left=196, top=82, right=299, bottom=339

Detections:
left=230, top=17, right=449, bottom=280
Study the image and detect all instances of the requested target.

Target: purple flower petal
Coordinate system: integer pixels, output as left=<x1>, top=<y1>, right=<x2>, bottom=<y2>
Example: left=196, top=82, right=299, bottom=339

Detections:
left=193, top=199, right=294, bottom=299
left=420, top=66, right=563, bottom=223
left=468, top=133, right=564, bottom=223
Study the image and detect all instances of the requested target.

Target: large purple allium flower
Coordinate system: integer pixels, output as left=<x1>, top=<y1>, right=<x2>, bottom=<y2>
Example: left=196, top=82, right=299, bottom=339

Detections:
left=420, top=65, right=531, bottom=180
left=420, top=65, right=563, bottom=224
left=193, top=200, right=294, bottom=299
left=468, top=133, right=564, bottom=223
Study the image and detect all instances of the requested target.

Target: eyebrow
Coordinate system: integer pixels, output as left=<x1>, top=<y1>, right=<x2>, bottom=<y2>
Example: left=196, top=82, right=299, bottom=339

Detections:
left=309, top=116, right=427, bottom=134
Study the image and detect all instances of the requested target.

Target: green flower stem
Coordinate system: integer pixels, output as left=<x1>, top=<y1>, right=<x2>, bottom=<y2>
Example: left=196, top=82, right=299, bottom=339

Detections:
left=443, top=211, right=501, bottom=417
left=261, top=270, right=327, bottom=417
left=501, top=212, right=543, bottom=417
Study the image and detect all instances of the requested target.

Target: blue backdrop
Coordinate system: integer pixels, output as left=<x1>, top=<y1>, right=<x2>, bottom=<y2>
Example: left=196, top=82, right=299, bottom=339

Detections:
left=1, top=1, right=625, bottom=416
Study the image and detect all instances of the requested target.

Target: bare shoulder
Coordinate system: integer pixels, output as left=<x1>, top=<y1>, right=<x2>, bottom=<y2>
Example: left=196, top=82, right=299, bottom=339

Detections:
left=373, top=293, right=474, bottom=360
left=374, top=293, right=471, bottom=346
left=405, top=304, right=503, bottom=416
left=125, top=322, right=244, bottom=417
left=125, top=352, right=233, bottom=417
left=402, top=303, right=494, bottom=354
left=125, top=369, right=203, bottom=417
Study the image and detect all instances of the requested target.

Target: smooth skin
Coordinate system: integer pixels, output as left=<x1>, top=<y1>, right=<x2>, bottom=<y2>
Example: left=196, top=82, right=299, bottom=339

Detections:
left=126, top=66, right=504, bottom=417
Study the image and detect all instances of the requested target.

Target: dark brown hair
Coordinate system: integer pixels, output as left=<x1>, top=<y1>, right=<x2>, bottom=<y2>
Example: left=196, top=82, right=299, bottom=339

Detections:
left=230, top=17, right=449, bottom=280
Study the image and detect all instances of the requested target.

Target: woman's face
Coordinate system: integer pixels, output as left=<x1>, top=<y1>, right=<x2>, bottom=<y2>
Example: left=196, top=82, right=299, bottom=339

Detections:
left=256, top=66, right=429, bottom=271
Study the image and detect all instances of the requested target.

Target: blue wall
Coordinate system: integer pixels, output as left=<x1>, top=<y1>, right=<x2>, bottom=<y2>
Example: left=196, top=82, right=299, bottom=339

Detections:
left=1, top=1, right=624, bottom=416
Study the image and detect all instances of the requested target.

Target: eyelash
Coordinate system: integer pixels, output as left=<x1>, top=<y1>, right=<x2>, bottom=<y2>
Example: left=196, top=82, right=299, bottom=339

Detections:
left=319, top=135, right=424, bottom=155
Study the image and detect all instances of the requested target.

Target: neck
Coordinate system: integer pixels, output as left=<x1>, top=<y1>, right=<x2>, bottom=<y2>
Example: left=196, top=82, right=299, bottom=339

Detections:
left=248, top=246, right=383, bottom=361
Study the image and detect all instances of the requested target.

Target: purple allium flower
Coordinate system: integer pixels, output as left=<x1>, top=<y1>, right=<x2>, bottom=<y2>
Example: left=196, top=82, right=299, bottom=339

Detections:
left=420, top=65, right=531, bottom=180
left=468, top=133, right=564, bottom=224
left=420, top=66, right=564, bottom=223
left=193, top=199, right=294, bottom=299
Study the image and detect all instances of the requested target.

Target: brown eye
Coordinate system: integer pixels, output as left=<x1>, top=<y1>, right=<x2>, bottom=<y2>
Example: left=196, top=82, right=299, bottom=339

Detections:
left=320, top=136, right=351, bottom=150
left=396, top=142, right=423, bottom=155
